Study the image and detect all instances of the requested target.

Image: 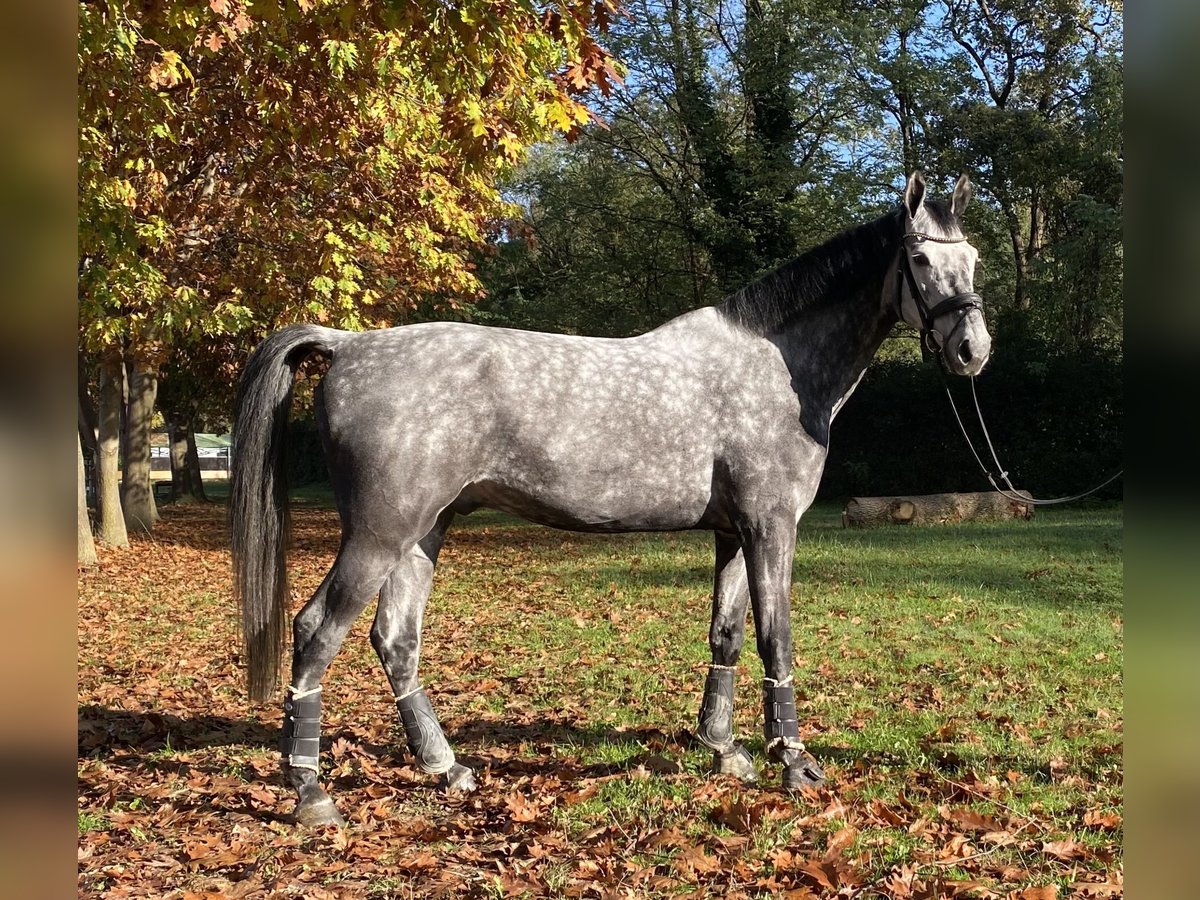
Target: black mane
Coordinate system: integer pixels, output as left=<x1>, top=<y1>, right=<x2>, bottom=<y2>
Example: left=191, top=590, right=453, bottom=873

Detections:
left=717, top=200, right=959, bottom=335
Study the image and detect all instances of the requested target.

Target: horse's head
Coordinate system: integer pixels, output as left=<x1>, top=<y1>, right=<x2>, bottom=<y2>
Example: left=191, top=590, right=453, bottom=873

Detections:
left=896, top=171, right=992, bottom=376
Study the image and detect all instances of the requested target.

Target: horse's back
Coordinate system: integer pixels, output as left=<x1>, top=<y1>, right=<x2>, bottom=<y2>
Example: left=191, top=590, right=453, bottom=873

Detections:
left=319, top=311, right=733, bottom=438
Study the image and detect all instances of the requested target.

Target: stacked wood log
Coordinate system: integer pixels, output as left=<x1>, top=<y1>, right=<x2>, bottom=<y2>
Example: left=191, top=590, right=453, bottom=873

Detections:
left=842, top=490, right=1033, bottom=527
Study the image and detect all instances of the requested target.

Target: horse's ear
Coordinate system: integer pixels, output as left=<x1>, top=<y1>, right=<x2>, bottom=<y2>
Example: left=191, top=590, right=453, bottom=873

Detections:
left=951, top=174, right=973, bottom=216
left=904, top=171, right=926, bottom=217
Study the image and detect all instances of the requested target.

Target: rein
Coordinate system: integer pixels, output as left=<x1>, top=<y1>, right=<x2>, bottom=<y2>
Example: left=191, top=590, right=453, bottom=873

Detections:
left=897, top=230, right=1123, bottom=506
left=940, top=374, right=1124, bottom=506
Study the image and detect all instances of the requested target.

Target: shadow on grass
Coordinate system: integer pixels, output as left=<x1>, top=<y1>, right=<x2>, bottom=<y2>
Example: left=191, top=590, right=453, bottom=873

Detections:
left=79, top=705, right=277, bottom=757
left=448, top=715, right=679, bottom=751
left=78, top=704, right=677, bottom=764
left=79, top=704, right=1116, bottom=814
left=79, top=704, right=684, bottom=805
left=78, top=705, right=292, bottom=824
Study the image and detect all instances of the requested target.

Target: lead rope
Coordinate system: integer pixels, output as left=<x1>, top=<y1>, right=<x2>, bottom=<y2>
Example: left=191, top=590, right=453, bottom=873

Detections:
left=938, top=373, right=1123, bottom=506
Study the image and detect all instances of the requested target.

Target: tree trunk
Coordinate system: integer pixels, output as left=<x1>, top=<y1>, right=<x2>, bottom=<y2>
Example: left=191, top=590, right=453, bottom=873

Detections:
left=185, top=425, right=209, bottom=502
left=1028, top=188, right=1044, bottom=262
left=842, top=491, right=1034, bottom=527
left=78, top=368, right=98, bottom=454
left=169, top=418, right=205, bottom=503
left=95, top=356, right=128, bottom=547
left=78, top=397, right=97, bottom=454
left=78, top=433, right=98, bottom=566
left=1006, top=213, right=1030, bottom=310
left=168, top=420, right=186, bottom=503
left=122, top=359, right=159, bottom=532
left=119, top=360, right=130, bottom=484
left=896, top=28, right=918, bottom=176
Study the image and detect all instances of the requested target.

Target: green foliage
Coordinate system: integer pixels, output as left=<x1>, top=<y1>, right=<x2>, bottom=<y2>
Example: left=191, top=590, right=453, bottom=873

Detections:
left=473, top=0, right=898, bottom=336
left=475, top=140, right=721, bottom=337
left=928, top=0, right=1123, bottom=337
left=78, top=0, right=619, bottom=360
left=476, top=0, right=1123, bottom=353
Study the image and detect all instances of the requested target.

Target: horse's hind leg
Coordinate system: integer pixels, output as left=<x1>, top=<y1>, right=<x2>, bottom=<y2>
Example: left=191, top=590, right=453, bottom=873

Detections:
left=370, top=511, right=477, bottom=794
left=282, top=535, right=398, bottom=826
left=695, top=532, right=758, bottom=783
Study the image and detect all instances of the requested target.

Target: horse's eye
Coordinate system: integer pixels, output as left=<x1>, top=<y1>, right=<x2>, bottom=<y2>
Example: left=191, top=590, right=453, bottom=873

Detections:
left=913, top=253, right=929, bottom=265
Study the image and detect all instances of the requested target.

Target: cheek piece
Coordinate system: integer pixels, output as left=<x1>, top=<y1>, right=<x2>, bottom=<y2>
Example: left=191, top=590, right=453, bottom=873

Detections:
left=896, top=232, right=982, bottom=361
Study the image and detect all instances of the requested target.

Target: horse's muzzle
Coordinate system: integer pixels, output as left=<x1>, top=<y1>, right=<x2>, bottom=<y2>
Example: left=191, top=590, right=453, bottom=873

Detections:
left=944, top=309, right=991, bottom=376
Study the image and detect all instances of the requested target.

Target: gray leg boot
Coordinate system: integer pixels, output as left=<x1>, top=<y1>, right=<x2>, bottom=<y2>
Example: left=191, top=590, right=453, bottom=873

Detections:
left=282, top=686, right=345, bottom=826
left=396, top=687, right=476, bottom=793
left=696, top=665, right=758, bottom=782
left=763, top=679, right=824, bottom=791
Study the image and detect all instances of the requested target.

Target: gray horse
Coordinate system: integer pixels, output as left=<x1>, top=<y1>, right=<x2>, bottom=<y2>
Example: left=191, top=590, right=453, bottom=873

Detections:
left=231, top=172, right=990, bottom=826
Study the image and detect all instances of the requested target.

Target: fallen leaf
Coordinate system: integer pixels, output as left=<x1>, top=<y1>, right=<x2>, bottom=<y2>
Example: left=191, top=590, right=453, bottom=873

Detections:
left=1082, top=809, right=1121, bottom=830
left=1015, top=886, right=1058, bottom=900
left=1042, top=839, right=1087, bottom=861
left=505, top=792, right=540, bottom=823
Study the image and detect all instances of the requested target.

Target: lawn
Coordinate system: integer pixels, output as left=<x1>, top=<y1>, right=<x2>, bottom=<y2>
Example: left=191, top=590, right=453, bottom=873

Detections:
left=78, top=497, right=1122, bottom=898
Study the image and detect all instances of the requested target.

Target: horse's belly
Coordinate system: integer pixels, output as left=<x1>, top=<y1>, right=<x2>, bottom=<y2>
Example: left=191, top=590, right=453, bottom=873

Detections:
left=458, top=468, right=714, bottom=533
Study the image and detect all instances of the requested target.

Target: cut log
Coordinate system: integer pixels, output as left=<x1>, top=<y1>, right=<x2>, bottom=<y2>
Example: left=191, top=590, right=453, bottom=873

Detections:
left=842, top=491, right=1034, bottom=527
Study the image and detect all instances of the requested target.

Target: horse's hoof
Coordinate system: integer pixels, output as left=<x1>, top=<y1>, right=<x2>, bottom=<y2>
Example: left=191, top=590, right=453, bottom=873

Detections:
left=713, top=746, right=759, bottom=783
left=441, top=763, right=477, bottom=795
left=293, top=796, right=346, bottom=827
left=782, top=754, right=825, bottom=792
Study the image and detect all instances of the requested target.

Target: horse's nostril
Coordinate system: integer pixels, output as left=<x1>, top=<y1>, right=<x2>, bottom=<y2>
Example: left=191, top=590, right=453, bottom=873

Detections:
left=957, top=339, right=973, bottom=365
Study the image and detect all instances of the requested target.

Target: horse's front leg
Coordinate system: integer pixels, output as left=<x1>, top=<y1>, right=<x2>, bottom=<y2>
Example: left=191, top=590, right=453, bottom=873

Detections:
left=695, top=532, right=758, bottom=782
left=742, top=517, right=825, bottom=791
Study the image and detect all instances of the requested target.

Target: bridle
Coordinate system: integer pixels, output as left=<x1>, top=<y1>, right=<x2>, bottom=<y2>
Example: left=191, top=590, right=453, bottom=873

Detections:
left=895, top=230, right=983, bottom=360
left=896, top=226, right=1123, bottom=505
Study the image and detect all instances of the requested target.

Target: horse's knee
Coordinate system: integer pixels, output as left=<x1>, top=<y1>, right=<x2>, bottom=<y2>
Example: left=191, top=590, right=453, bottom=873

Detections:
left=709, top=617, right=745, bottom=662
left=292, top=613, right=323, bottom=661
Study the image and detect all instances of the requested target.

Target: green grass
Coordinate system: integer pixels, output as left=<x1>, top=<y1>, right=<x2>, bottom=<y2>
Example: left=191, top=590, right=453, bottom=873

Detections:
left=78, top=810, right=107, bottom=834
left=180, top=479, right=335, bottom=506
left=433, top=504, right=1121, bottom=754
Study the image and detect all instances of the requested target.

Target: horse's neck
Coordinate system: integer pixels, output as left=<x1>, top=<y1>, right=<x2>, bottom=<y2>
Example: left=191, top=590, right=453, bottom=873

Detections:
left=775, top=276, right=896, bottom=419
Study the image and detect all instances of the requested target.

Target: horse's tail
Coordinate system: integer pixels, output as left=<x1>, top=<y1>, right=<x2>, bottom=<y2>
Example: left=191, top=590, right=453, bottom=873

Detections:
left=231, top=324, right=344, bottom=703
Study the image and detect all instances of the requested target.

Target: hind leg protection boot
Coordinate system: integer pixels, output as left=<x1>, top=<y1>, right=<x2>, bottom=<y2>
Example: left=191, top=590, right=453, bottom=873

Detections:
left=282, top=686, right=344, bottom=826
